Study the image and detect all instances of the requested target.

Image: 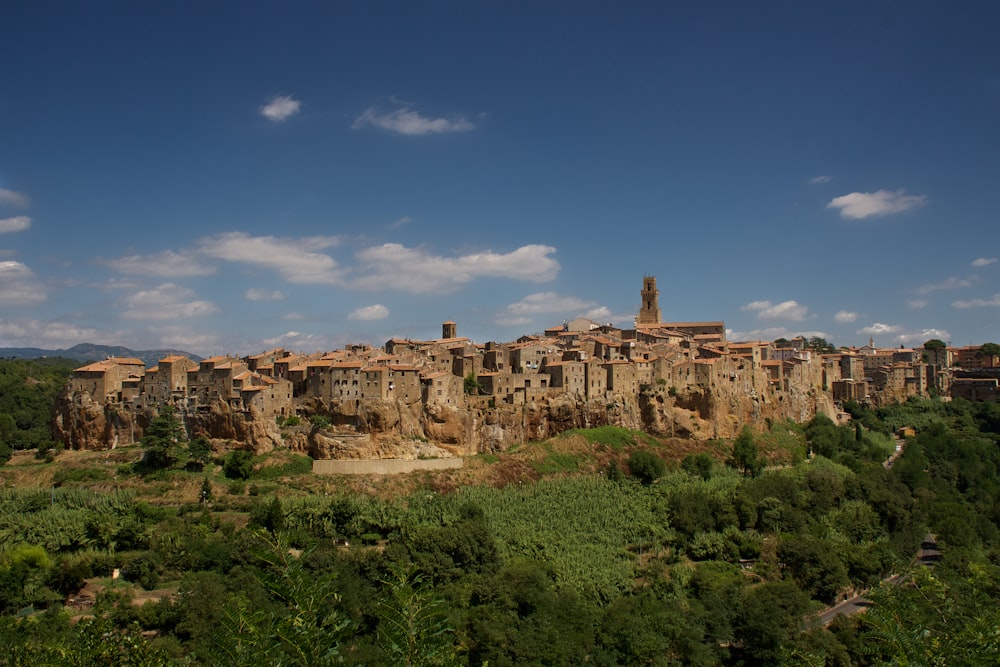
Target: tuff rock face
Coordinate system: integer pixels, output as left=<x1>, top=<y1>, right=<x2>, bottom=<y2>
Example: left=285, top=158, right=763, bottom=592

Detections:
left=53, top=378, right=835, bottom=458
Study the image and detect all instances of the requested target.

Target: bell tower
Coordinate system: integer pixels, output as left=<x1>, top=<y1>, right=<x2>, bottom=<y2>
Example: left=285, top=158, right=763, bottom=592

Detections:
left=636, top=276, right=661, bottom=325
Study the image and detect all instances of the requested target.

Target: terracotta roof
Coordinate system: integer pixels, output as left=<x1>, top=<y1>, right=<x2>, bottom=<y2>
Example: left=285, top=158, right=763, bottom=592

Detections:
left=159, top=355, right=192, bottom=363
left=74, top=358, right=146, bottom=373
left=201, top=355, right=232, bottom=364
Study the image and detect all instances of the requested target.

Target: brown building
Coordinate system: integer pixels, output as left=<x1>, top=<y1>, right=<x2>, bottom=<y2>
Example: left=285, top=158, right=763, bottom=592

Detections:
left=69, top=357, right=147, bottom=404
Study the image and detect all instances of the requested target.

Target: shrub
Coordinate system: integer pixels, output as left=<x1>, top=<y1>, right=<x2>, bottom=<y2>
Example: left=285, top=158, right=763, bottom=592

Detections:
left=628, top=450, right=665, bottom=485
left=223, top=450, right=253, bottom=481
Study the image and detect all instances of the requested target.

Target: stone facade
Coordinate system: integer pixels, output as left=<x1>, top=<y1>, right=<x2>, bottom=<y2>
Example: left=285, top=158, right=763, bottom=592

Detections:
left=57, top=277, right=952, bottom=455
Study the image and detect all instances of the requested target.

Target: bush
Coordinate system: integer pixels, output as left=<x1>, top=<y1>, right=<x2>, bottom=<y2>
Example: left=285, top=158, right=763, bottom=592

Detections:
left=223, top=450, right=254, bottom=481
left=681, top=453, right=714, bottom=480
left=628, top=450, right=665, bottom=485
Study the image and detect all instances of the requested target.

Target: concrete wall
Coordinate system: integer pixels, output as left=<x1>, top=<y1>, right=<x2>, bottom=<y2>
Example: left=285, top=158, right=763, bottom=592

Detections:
left=312, top=457, right=464, bottom=475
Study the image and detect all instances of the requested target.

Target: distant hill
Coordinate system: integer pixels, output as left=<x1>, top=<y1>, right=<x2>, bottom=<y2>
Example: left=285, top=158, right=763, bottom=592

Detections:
left=0, top=343, right=203, bottom=367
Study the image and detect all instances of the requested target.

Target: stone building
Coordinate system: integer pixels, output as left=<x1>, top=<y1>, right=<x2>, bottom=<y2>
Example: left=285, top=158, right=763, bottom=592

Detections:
left=69, top=357, right=146, bottom=404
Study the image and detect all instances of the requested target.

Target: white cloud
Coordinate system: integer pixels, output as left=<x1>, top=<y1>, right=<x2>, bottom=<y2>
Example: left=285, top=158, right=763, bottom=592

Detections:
left=389, top=215, right=414, bottom=229
left=495, top=315, right=533, bottom=327
left=727, top=326, right=828, bottom=343
left=353, top=106, right=474, bottom=135
left=198, top=232, right=345, bottom=285
left=348, top=304, right=389, bottom=321
left=0, top=260, right=46, bottom=305
left=952, top=293, right=1000, bottom=309
left=833, top=310, right=857, bottom=323
left=740, top=299, right=810, bottom=321
left=972, top=257, right=998, bottom=267
left=245, top=288, right=285, bottom=301
left=0, top=216, right=31, bottom=234
left=0, top=318, right=119, bottom=348
left=282, top=312, right=305, bottom=321
left=261, top=331, right=309, bottom=347
left=826, top=189, right=927, bottom=219
left=809, top=175, right=831, bottom=185
left=105, top=249, right=215, bottom=277
left=916, top=276, right=974, bottom=294
left=261, top=330, right=332, bottom=350
left=121, top=283, right=218, bottom=320
left=149, top=326, right=220, bottom=353
left=907, top=299, right=928, bottom=309
left=259, top=95, right=301, bottom=122
left=857, top=322, right=902, bottom=335
left=584, top=306, right=612, bottom=322
left=905, top=328, right=951, bottom=344
left=503, top=292, right=597, bottom=316
left=0, top=189, right=30, bottom=208
left=352, top=243, right=559, bottom=294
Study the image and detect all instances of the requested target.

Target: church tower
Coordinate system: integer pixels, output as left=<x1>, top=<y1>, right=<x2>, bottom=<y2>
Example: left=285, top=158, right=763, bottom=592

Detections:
left=442, top=320, right=457, bottom=339
left=636, top=276, right=662, bottom=325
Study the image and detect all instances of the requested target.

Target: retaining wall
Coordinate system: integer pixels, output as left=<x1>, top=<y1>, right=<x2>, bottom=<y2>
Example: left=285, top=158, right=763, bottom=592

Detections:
left=312, top=458, right=464, bottom=475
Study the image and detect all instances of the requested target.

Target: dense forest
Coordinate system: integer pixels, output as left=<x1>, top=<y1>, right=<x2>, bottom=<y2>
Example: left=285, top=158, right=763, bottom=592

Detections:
left=1, top=356, right=1000, bottom=665
left=0, top=358, right=76, bottom=462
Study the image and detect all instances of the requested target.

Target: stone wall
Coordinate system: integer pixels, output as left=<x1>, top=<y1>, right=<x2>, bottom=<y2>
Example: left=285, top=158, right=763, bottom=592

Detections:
left=312, top=458, right=464, bottom=475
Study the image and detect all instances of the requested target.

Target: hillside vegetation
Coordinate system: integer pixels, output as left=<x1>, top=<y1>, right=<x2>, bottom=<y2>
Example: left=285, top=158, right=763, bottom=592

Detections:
left=0, top=358, right=76, bottom=462
left=2, top=390, right=1000, bottom=664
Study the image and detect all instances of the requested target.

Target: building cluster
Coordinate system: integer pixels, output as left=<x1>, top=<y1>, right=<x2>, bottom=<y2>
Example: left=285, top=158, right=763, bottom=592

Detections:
left=67, top=277, right=1000, bottom=424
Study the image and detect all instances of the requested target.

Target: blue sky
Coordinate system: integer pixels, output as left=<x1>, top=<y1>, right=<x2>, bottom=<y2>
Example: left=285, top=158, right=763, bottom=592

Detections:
left=1, top=2, right=998, bottom=357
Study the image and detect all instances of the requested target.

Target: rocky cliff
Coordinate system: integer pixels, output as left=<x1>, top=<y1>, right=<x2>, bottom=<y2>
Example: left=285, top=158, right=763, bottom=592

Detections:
left=53, top=378, right=832, bottom=458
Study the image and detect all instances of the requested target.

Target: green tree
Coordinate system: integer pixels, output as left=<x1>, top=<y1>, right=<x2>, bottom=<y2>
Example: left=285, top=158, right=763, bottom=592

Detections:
left=224, top=450, right=254, bottom=480
left=628, top=450, right=665, bottom=485
left=0, top=414, right=14, bottom=465
left=463, top=372, right=480, bottom=396
left=141, top=406, right=185, bottom=469
left=977, top=342, right=1000, bottom=359
left=860, top=567, right=1000, bottom=665
left=729, top=427, right=763, bottom=477
left=310, top=414, right=332, bottom=430
left=806, top=336, right=835, bottom=354
left=733, top=579, right=811, bottom=665
left=188, top=437, right=212, bottom=465
left=377, top=568, right=460, bottom=667
left=923, top=338, right=946, bottom=350
left=777, top=535, right=849, bottom=604
left=210, top=532, right=354, bottom=667
left=681, top=452, right=714, bottom=480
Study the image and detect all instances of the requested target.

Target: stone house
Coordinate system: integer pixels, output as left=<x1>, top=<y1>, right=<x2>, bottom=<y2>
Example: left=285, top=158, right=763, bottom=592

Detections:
left=421, top=370, right=463, bottom=406
left=584, top=359, right=608, bottom=397
left=143, top=355, right=197, bottom=404
left=246, top=348, right=287, bottom=372
left=482, top=342, right=508, bottom=372
left=951, top=377, right=1000, bottom=402
left=544, top=359, right=587, bottom=397
left=509, top=340, right=553, bottom=373
left=70, top=357, right=147, bottom=404
left=832, top=378, right=868, bottom=402
left=603, top=360, right=638, bottom=396
left=235, top=373, right=293, bottom=420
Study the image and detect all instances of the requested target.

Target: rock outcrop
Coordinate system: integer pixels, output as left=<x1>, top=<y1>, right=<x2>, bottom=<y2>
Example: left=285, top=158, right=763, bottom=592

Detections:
left=54, top=375, right=832, bottom=457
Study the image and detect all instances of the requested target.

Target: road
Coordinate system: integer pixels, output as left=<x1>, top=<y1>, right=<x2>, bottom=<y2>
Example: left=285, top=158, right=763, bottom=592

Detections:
left=813, top=533, right=938, bottom=627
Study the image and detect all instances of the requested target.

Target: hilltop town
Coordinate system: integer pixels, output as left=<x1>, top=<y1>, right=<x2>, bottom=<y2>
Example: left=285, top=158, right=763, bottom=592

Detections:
left=54, top=277, right=999, bottom=459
